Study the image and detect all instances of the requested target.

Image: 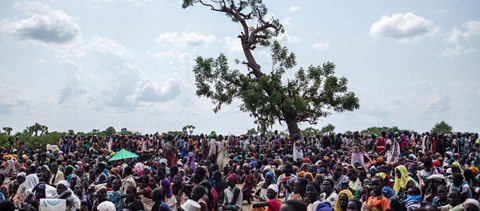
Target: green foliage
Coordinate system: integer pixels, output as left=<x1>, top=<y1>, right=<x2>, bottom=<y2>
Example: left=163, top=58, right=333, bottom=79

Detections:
left=431, top=121, right=452, bottom=135
left=320, top=124, right=335, bottom=135
left=246, top=128, right=257, bottom=136
left=104, top=126, right=116, bottom=136
left=182, top=125, right=196, bottom=135
left=301, top=127, right=320, bottom=137
left=184, top=0, right=359, bottom=137
left=360, top=126, right=411, bottom=136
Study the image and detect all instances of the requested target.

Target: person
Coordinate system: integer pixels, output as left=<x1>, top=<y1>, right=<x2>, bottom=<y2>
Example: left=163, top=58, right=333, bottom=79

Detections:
left=121, top=166, right=136, bottom=194
left=463, top=198, right=480, bottom=211
left=449, top=173, right=472, bottom=200
left=191, top=185, right=208, bottom=211
left=107, top=178, right=124, bottom=211
left=334, top=189, right=354, bottom=211
left=217, top=136, right=229, bottom=170
left=287, top=177, right=307, bottom=201
left=439, top=190, right=462, bottom=211
left=393, top=165, right=418, bottom=199
left=0, top=200, right=15, bottom=211
left=12, top=172, right=27, bottom=206
left=331, top=165, right=349, bottom=193
left=252, top=184, right=282, bottom=211
left=320, top=179, right=337, bottom=206
left=242, top=164, right=255, bottom=203
left=152, top=187, right=171, bottom=211
left=280, top=200, right=307, bottom=211
left=305, top=182, right=321, bottom=211
left=255, top=171, right=275, bottom=201
left=223, top=174, right=243, bottom=211
left=403, top=186, right=422, bottom=211
left=97, top=201, right=116, bottom=211
left=346, top=200, right=362, bottom=211
left=92, top=186, right=108, bottom=211
left=346, top=168, right=362, bottom=200
left=431, top=184, right=448, bottom=208
left=56, top=180, right=81, bottom=211
left=364, top=176, right=390, bottom=211
left=124, top=185, right=145, bottom=211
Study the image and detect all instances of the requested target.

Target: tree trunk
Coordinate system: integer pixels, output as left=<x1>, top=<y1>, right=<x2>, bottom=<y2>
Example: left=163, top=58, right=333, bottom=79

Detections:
left=286, top=118, right=300, bottom=138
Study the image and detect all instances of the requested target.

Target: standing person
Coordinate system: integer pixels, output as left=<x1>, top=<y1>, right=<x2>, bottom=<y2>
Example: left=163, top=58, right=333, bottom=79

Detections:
left=185, top=145, right=196, bottom=172
left=292, top=135, right=304, bottom=162
left=348, top=132, right=365, bottom=167
left=163, top=135, right=179, bottom=167
left=364, top=176, right=390, bottom=211
left=217, top=135, right=229, bottom=170
left=208, top=132, right=218, bottom=161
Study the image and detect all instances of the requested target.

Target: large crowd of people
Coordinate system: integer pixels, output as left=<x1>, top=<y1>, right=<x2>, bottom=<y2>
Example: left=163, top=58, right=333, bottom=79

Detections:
left=0, top=130, right=479, bottom=211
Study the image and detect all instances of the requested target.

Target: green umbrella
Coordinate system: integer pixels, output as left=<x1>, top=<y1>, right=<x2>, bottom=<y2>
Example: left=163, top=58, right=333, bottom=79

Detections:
left=109, top=149, right=139, bottom=161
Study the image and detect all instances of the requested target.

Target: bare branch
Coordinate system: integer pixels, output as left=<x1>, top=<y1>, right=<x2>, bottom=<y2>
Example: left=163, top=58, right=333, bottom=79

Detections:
left=198, top=0, right=224, bottom=12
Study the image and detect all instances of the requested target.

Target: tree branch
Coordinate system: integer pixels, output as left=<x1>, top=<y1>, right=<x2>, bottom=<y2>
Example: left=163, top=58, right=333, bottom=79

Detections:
left=198, top=0, right=225, bottom=12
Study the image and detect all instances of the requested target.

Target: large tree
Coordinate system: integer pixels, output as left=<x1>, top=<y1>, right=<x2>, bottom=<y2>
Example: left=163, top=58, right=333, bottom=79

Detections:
left=182, top=0, right=359, bottom=136
left=431, top=121, right=452, bottom=135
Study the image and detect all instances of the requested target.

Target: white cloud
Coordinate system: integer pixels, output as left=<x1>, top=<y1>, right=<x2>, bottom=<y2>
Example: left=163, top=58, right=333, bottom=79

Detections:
left=439, top=44, right=476, bottom=58
left=274, top=33, right=301, bottom=44
left=155, top=32, right=215, bottom=47
left=0, top=2, right=81, bottom=45
left=147, top=49, right=193, bottom=64
left=424, top=94, right=451, bottom=112
left=445, top=20, right=480, bottom=43
left=88, top=36, right=135, bottom=60
left=58, top=61, right=88, bottom=104
left=289, top=5, right=300, bottom=12
left=222, top=37, right=243, bottom=52
left=369, top=12, right=438, bottom=42
left=133, top=78, right=182, bottom=102
left=312, top=42, right=331, bottom=51
left=106, top=63, right=181, bottom=111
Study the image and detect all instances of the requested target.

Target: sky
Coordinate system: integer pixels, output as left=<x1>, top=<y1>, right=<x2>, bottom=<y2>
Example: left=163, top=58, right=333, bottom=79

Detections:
left=0, top=0, right=479, bottom=135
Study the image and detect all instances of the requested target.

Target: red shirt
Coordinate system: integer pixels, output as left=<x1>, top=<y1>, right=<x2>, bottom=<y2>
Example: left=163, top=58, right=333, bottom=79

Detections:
left=267, top=198, right=282, bottom=211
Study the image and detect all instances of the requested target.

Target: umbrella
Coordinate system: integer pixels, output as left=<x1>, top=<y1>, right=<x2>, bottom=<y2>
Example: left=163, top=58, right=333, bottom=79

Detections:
left=109, top=149, right=139, bottom=161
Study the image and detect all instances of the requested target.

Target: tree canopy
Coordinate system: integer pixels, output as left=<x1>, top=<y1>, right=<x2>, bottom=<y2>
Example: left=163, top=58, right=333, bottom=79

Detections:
left=183, top=0, right=360, bottom=136
left=431, top=121, right=453, bottom=135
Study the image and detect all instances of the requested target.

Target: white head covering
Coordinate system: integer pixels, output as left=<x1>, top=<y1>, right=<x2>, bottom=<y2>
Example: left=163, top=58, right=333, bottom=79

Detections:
left=97, top=201, right=116, bottom=211
left=25, top=174, right=39, bottom=193
left=267, top=184, right=279, bottom=194
left=181, top=199, right=201, bottom=211
left=464, top=199, right=480, bottom=210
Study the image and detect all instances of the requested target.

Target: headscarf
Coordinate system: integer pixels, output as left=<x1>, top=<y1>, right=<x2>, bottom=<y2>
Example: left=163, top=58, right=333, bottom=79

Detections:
left=469, top=166, right=479, bottom=175
left=267, top=184, right=279, bottom=194
left=463, top=198, right=480, bottom=210
left=227, top=174, right=240, bottom=184
left=97, top=201, right=116, bottom=211
left=17, top=172, right=26, bottom=178
left=57, top=180, right=81, bottom=210
left=161, top=178, right=173, bottom=198
left=134, top=163, right=145, bottom=176
left=25, top=174, right=39, bottom=193
left=265, top=171, right=276, bottom=183
left=393, top=165, right=416, bottom=194
left=334, top=189, right=354, bottom=211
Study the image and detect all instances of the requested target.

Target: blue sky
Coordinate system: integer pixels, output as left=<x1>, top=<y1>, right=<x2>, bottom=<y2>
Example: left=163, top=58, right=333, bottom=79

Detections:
left=0, top=0, right=479, bottom=135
